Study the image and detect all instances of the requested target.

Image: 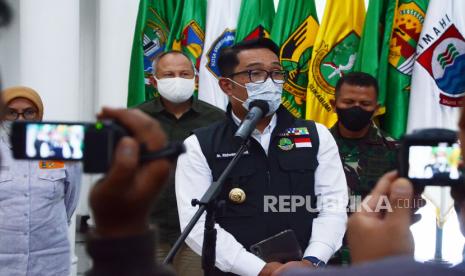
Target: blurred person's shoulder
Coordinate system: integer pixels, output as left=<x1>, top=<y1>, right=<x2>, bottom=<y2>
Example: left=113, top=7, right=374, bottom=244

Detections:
left=134, top=97, right=163, bottom=118
left=192, top=98, right=225, bottom=119
left=282, top=256, right=462, bottom=276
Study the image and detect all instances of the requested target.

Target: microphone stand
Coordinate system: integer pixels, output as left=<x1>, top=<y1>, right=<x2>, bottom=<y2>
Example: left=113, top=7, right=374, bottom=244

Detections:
left=163, top=139, right=251, bottom=276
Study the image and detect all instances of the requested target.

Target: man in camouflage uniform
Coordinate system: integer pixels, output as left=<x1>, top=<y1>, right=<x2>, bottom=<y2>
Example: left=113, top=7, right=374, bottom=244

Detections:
left=329, top=72, right=399, bottom=265
left=330, top=124, right=398, bottom=198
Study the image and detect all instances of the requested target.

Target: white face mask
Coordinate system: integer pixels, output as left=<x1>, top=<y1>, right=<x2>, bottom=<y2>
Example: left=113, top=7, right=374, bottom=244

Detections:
left=230, top=78, right=283, bottom=116
left=155, top=76, right=195, bottom=103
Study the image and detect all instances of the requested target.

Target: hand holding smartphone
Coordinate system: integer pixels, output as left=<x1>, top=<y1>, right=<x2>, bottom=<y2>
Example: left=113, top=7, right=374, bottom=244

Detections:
left=399, top=128, right=464, bottom=186
left=11, top=120, right=184, bottom=173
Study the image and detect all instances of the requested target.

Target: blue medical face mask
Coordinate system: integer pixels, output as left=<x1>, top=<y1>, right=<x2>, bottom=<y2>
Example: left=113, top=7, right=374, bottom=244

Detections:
left=229, top=78, right=283, bottom=116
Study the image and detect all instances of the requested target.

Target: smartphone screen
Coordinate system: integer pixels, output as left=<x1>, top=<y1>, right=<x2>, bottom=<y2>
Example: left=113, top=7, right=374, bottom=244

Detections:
left=13, top=122, right=86, bottom=161
left=408, top=142, right=463, bottom=180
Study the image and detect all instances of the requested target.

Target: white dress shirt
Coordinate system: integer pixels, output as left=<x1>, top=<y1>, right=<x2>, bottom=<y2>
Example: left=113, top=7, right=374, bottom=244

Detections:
left=176, top=112, right=348, bottom=276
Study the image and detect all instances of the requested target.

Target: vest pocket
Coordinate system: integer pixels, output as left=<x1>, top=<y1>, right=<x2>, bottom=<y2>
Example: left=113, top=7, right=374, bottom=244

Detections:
left=277, top=152, right=318, bottom=209
left=216, top=165, right=259, bottom=218
left=216, top=165, right=265, bottom=249
left=277, top=151, right=318, bottom=172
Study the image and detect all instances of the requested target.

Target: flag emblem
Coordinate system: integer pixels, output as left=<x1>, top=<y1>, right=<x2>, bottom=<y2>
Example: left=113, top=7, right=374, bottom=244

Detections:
left=418, top=24, right=465, bottom=107
left=280, top=16, right=319, bottom=101
left=278, top=137, right=294, bottom=151
left=389, top=2, right=426, bottom=75
left=173, top=20, right=205, bottom=69
left=313, top=31, right=360, bottom=94
left=294, top=137, right=312, bottom=148
left=142, top=10, right=168, bottom=82
left=206, top=29, right=235, bottom=78
left=243, top=25, right=270, bottom=41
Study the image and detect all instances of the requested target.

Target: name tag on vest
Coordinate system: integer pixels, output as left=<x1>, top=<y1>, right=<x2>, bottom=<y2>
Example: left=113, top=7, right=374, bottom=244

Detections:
left=216, top=151, right=250, bottom=159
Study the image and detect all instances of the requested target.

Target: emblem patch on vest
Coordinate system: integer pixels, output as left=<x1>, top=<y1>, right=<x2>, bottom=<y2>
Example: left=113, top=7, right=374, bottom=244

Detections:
left=279, top=127, right=310, bottom=137
left=278, top=138, right=294, bottom=151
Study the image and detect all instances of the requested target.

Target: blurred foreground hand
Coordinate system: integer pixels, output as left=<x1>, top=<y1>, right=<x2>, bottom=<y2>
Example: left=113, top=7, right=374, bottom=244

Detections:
left=90, top=107, right=172, bottom=238
left=347, top=171, right=415, bottom=264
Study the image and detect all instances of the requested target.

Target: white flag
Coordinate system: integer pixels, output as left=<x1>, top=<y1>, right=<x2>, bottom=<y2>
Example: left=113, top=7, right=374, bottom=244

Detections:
left=197, top=0, right=242, bottom=110
left=407, top=0, right=465, bottom=133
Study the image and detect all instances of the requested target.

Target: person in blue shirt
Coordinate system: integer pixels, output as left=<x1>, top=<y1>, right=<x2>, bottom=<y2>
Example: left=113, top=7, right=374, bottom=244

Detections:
left=0, top=86, right=81, bottom=276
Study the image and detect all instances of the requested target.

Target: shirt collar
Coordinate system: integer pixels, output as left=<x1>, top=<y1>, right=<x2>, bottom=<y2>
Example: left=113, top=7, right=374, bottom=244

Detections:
left=190, top=97, right=202, bottom=113
left=151, top=96, right=164, bottom=113
left=231, top=110, right=277, bottom=135
left=330, top=122, right=384, bottom=145
left=151, top=96, right=199, bottom=114
left=366, top=123, right=386, bottom=145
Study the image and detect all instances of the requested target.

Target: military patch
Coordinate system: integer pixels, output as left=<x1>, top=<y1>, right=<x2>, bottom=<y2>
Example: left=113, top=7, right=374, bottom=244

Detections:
left=278, top=137, right=294, bottom=151
left=39, top=161, right=65, bottom=169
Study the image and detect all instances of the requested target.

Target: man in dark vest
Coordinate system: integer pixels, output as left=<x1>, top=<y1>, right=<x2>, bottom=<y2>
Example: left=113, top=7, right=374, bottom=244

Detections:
left=175, top=38, right=348, bottom=276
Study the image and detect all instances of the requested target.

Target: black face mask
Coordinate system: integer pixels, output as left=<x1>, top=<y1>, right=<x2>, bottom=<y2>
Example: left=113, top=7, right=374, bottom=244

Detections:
left=336, top=106, right=374, bottom=132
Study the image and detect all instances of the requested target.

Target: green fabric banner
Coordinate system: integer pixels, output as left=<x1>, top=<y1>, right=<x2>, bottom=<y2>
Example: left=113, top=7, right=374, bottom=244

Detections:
left=382, top=0, right=429, bottom=138
left=166, top=0, right=206, bottom=70
left=271, top=0, right=319, bottom=118
left=355, top=0, right=397, bottom=117
left=235, top=0, right=275, bottom=43
left=127, top=0, right=177, bottom=107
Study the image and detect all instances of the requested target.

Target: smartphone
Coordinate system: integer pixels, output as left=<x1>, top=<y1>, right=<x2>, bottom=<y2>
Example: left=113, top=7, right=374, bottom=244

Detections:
left=11, top=121, right=127, bottom=173
left=12, top=122, right=86, bottom=160
left=399, top=129, right=464, bottom=186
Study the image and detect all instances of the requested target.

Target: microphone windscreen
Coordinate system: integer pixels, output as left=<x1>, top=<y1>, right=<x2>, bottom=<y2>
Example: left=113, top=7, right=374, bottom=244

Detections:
left=249, top=100, right=269, bottom=115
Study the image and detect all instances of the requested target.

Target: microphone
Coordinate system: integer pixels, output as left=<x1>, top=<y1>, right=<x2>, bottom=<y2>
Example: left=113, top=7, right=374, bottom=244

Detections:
left=234, top=100, right=269, bottom=142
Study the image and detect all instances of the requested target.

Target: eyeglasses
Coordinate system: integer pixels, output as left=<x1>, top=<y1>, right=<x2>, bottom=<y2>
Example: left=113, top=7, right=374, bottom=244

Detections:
left=5, top=108, right=38, bottom=120
left=229, top=69, right=288, bottom=84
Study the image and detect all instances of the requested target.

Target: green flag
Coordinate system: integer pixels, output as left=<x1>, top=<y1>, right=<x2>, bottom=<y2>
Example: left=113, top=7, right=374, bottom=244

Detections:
left=235, top=0, right=275, bottom=43
left=354, top=0, right=397, bottom=116
left=166, top=0, right=206, bottom=70
left=382, top=0, right=429, bottom=138
left=127, top=0, right=177, bottom=107
left=271, top=0, right=319, bottom=118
